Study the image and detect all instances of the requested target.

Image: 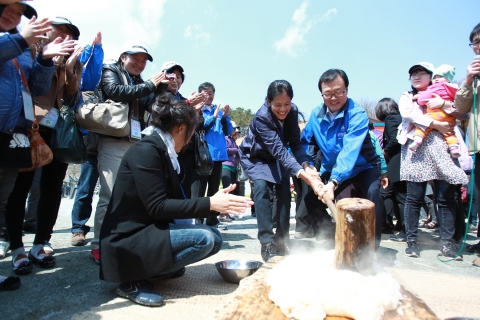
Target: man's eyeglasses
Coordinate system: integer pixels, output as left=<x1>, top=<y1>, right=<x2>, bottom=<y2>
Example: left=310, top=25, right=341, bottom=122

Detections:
left=321, top=89, right=347, bottom=99
left=469, top=41, right=480, bottom=48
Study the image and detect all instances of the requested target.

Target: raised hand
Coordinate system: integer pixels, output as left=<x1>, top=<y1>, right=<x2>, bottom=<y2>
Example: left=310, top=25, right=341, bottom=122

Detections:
left=214, top=104, right=221, bottom=118
left=188, top=91, right=207, bottom=106
left=65, top=45, right=84, bottom=75
left=151, top=71, right=167, bottom=86
left=222, top=104, right=230, bottom=117
left=42, top=36, right=76, bottom=59
left=20, top=16, right=52, bottom=45
left=92, top=31, right=102, bottom=45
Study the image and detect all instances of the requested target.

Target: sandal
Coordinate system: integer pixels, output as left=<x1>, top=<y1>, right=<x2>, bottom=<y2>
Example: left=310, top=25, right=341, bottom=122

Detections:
left=28, top=249, right=55, bottom=268
left=418, top=220, right=428, bottom=228
left=12, top=253, right=33, bottom=275
left=426, top=221, right=438, bottom=229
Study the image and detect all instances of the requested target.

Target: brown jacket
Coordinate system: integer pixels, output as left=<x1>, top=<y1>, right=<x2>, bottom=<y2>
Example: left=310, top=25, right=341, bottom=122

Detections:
left=455, top=81, right=480, bottom=154
left=33, top=60, right=82, bottom=123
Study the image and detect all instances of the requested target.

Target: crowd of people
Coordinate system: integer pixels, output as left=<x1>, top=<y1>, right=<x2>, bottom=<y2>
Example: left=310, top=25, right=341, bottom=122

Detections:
left=0, top=0, right=479, bottom=307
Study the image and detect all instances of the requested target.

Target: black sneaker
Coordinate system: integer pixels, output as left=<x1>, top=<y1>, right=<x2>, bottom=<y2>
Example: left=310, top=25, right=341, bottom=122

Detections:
left=261, top=242, right=277, bottom=262
left=405, top=241, right=420, bottom=257
left=116, top=280, right=164, bottom=307
left=390, top=231, right=406, bottom=242
left=440, top=240, right=463, bottom=261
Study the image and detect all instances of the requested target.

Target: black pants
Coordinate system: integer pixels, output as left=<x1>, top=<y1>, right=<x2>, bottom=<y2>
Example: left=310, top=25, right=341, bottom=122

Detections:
left=305, top=167, right=385, bottom=248
left=292, top=176, right=313, bottom=233
left=6, top=130, right=68, bottom=250
left=191, top=161, right=222, bottom=226
left=221, top=167, right=238, bottom=196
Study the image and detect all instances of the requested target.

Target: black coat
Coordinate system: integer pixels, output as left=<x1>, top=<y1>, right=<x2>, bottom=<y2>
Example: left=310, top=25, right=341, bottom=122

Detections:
left=99, top=133, right=215, bottom=283
left=382, top=114, right=402, bottom=183
left=98, top=63, right=162, bottom=131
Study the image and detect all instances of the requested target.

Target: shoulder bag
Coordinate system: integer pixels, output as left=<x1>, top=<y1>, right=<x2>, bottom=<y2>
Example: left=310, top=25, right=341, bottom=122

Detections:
left=236, top=160, right=248, bottom=182
left=75, top=73, right=130, bottom=137
left=195, top=130, right=213, bottom=175
left=12, top=58, right=53, bottom=172
left=50, top=92, right=87, bottom=164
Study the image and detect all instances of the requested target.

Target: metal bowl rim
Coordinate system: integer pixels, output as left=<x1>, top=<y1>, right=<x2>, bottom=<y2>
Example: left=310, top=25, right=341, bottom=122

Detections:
left=214, top=259, right=263, bottom=270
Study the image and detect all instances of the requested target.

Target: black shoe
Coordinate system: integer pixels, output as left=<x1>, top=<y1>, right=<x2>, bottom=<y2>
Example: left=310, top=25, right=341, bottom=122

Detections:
left=116, top=280, right=164, bottom=307
left=465, top=241, right=480, bottom=254
left=405, top=241, right=420, bottom=258
left=168, top=267, right=186, bottom=279
left=390, top=231, right=406, bottom=242
left=294, top=229, right=315, bottom=239
left=261, top=242, right=277, bottom=262
left=28, top=250, right=55, bottom=268
left=275, top=238, right=290, bottom=255
left=0, top=276, right=21, bottom=291
left=440, top=240, right=463, bottom=261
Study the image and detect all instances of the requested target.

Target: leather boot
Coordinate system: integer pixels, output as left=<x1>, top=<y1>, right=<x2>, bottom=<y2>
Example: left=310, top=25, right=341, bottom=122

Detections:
left=261, top=242, right=276, bottom=262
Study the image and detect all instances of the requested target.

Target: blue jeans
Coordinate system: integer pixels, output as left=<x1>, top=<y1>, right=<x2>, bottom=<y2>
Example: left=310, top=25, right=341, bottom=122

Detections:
left=154, top=224, right=222, bottom=277
left=253, top=177, right=291, bottom=244
left=71, top=155, right=99, bottom=234
left=405, top=180, right=457, bottom=243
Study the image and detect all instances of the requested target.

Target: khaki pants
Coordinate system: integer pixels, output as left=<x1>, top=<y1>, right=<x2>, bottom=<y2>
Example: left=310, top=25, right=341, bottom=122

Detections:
left=91, top=136, right=133, bottom=250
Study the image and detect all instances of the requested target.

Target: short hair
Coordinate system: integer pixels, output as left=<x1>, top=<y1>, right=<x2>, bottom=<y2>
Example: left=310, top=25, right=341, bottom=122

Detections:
left=198, top=82, right=215, bottom=93
left=266, top=80, right=293, bottom=102
left=470, top=22, right=480, bottom=43
left=375, top=98, right=399, bottom=122
left=150, top=93, right=199, bottom=147
left=318, top=69, right=349, bottom=93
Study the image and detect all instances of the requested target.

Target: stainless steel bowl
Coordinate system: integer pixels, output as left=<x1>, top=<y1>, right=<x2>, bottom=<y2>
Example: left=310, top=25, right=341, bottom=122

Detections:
left=214, top=259, right=263, bottom=284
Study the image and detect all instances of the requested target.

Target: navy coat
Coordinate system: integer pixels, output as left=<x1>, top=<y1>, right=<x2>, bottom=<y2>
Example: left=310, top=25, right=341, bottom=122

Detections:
left=239, top=102, right=309, bottom=184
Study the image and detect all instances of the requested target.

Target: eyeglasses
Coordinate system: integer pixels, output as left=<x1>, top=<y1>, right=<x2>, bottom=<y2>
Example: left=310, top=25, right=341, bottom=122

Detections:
left=469, top=41, right=480, bottom=48
left=321, top=89, right=347, bottom=99
left=410, top=71, right=430, bottom=78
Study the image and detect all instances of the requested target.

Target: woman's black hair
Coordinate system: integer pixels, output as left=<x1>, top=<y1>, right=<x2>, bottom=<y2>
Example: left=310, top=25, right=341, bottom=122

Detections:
left=375, top=98, right=399, bottom=122
left=151, top=93, right=199, bottom=147
left=470, top=22, right=480, bottom=43
left=318, top=69, right=349, bottom=93
left=266, top=80, right=293, bottom=102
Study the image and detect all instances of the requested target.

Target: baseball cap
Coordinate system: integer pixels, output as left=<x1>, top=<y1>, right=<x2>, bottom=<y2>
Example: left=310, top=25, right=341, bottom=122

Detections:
left=433, top=64, right=455, bottom=82
left=120, top=41, right=153, bottom=62
left=408, top=62, right=434, bottom=75
left=161, top=61, right=184, bottom=73
left=19, top=2, right=37, bottom=19
left=52, top=16, right=80, bottom=40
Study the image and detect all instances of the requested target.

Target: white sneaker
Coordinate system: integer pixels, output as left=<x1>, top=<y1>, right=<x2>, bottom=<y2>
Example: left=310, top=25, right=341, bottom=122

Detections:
left=0, top=241, right=10, bottom=259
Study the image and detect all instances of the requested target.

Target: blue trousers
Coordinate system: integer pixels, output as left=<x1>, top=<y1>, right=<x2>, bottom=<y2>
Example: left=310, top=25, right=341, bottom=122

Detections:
left=71, top=155, right=99, bottom=235
left=153, top=224, right=222, bottom=278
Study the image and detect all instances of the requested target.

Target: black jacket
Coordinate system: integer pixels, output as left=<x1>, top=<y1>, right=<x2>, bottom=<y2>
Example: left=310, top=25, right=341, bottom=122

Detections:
left=383, top=114, right=402, bottom=183
left=98, top=63, right=162, bottom=133
left=99, top=133, right=216, bottom=283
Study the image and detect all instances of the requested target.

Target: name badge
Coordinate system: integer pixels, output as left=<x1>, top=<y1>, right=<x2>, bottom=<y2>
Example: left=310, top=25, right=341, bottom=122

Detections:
left=22, top=88, right=35, bottom=121
left=39, top=108, right=59, bottom=128
left=130, top=119, right=142, bottom=140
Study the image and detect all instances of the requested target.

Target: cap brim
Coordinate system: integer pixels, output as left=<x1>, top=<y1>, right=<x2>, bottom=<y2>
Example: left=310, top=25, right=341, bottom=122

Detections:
left=165, top=65, right=184, bottom=73
left=408, top=64, right=432, bottom=75
left=124, top=51, right=153, bottom=62
left=52, top=21, right=80, bottom=40
left=22, top=3, right=37, bottom=19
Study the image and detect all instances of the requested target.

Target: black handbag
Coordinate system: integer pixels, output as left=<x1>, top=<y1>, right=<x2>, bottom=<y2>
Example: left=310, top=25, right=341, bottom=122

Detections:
left=50, top=93, right=87, bottom=164
left=236, top=161, right=248, bottom=182
left=195, top=130, right=213, bottom=175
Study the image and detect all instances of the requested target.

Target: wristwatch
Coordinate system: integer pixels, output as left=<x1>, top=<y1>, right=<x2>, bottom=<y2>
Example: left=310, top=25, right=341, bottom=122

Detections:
left=329, top=179, right=339, bottom=190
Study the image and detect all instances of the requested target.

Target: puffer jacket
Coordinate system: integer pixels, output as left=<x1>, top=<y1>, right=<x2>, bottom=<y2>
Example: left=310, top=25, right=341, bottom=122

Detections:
left=455, top=81, right=480, bottom=155
left=0, top=33, right=54, bottom=134
left=98, top=63, right=161, bottom=135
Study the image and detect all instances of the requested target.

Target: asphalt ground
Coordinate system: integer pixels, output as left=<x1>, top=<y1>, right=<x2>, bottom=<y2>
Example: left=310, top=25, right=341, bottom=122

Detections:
left=0, top=195, right=479, bottom=319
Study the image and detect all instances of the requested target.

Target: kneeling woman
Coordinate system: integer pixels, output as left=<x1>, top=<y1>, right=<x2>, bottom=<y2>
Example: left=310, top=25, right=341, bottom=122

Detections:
left=100, top=94, right=253, bottom=307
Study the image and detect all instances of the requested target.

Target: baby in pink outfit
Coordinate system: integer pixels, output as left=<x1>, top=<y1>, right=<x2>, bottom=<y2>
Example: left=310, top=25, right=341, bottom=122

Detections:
left=410, top=64, right=460, bottom=157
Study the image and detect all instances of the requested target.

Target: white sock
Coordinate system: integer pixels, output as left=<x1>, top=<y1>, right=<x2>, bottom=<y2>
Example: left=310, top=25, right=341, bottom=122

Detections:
left=30, top=244, right=45, bottom=258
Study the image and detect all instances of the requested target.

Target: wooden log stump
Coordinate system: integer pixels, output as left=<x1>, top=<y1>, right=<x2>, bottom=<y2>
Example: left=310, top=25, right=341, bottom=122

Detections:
left=334, top=198, right=375, bottom=273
